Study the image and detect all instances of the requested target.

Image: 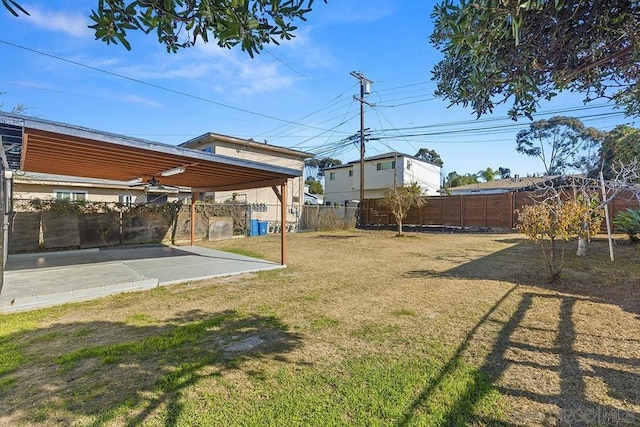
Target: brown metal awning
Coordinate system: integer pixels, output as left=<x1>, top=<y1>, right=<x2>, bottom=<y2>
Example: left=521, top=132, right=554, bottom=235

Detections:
left=17, top=118, right=299, bottom=190
left=1, top=113, right=299, bottom=266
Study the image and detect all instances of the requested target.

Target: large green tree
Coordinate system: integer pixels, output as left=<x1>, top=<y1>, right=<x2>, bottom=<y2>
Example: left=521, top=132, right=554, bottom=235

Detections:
left=305, top=177, right=323, bottom=195
left=599, top=125, right=640, bottom=179
left=305, top=157, right=341, bottom=180
left=431, top=0, right=640, bottom=118
left=477, top=167, right=495, bottom=182
left=414, top=148, right=444, bottom=167
left=444, top=171, right=478, bottom=188
left=497, top=166, right=511, bottom=179
left=3, top=0, right=322, bottom=57
left=516, top=116, right=604, bottom=175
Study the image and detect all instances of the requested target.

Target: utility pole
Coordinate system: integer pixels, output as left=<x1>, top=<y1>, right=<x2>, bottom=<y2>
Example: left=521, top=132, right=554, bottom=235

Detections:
left=350, top=71, right=372, bottom=225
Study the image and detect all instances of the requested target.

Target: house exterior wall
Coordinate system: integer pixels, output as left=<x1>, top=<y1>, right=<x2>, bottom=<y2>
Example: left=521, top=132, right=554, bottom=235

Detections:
left=402, top=157, right=441, bottom=195
left=323, top=155, right=441, bottom=206
left=12, top=182, right=186, bottom=203
left=183, top=138, right=307, bottom=226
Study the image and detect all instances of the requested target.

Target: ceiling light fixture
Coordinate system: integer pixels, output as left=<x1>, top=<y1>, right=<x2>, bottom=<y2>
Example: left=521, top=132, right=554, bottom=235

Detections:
left=160, top=166, right=185, bottom=177
left=126, top=177, right=143, bottom=184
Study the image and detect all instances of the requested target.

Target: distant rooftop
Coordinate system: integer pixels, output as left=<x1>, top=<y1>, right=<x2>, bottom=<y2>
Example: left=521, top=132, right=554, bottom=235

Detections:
left=445, top=176, right=553, bottom=194
left=323, top=152, right=441, bottom=170
left=181, top=132, right=313, bottom=159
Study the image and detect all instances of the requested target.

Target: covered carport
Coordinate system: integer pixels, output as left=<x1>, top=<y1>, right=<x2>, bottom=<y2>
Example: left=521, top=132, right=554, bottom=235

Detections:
left=0, top=113, right=300, bottom=308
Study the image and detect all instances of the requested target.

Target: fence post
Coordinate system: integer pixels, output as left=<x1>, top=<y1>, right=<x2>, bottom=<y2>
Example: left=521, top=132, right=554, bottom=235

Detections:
left=484, top=195, right=488, bottom=227
left=460, top=196, right=464, bottom=227
left=509, top=192, right=515, bottom=228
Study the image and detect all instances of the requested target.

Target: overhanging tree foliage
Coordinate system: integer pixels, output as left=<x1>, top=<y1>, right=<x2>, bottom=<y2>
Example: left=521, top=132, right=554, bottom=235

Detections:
left=516, top=116, right=604, bottom=175
left=431, top=0, right=640, bottom=118
left=3, top=0, right=323, bottom=56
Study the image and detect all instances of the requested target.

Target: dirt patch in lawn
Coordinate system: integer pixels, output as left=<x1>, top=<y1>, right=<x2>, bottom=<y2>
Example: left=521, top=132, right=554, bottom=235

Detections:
left=1, top=230, right=639, bottom=426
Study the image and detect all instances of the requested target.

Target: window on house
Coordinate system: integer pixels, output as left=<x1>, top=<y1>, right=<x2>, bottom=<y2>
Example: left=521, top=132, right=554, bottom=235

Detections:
left=147, top=194, right=168, bottom=204
left=54, top=190, right=87, bottom=201
left=118, top=194, right=133, bottom=206
left=202, top=146, right=213, bottom=153
left=376, top=161, right=395, bottom=171
left=329, top=172, right=336, bottom=180
left=348, top=170, right=353, bottom=177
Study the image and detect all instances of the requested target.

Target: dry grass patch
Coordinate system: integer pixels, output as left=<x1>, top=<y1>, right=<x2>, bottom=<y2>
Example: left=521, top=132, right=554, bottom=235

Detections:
left=0, top=230, right=639, bottom=426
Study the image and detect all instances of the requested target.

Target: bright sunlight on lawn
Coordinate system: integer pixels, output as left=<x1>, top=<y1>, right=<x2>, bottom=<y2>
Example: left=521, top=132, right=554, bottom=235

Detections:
left=1, top=230, right=639, bottom=426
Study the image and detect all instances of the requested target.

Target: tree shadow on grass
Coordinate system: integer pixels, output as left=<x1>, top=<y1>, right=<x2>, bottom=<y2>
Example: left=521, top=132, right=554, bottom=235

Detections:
left=398, top=289, right=640, bottom=425
left=406, top=237, right=640, bottom=317
left=0, top=309, right=303, bottom=426
left=400, top=237, right=640, bottom=425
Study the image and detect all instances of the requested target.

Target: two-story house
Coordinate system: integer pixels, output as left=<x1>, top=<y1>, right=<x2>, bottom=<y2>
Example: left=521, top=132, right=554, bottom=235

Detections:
left=180, top=133, right=313, bottom=229
left=322, top=152, right=441, bottom=206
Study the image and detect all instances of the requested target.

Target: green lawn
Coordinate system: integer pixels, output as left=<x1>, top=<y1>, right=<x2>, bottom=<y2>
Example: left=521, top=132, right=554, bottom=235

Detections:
left=1, top=230, right=639, bottom=426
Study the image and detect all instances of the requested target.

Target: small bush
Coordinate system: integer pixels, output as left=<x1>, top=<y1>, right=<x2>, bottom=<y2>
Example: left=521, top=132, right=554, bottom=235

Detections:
left=317, top=208, right=356, bottom=231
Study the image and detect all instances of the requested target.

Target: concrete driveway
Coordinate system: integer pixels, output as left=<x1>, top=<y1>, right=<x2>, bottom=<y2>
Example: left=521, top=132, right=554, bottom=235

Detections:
left=0, top=245, right=284, bottom=313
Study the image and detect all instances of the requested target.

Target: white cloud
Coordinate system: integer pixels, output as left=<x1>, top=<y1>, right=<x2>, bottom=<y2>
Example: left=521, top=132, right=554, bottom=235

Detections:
left=121, top=95, right=163, bottom=109
left=24, top=5, right=91, bottom=38
left=158, top=43, right=298, bottom=97
left=277, top=27, right=334, bottom=70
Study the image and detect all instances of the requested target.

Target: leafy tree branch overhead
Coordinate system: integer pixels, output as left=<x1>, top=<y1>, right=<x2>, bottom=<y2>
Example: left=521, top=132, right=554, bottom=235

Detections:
left=430, top=0, right=640, bottom=118
left=2, top=0, right=325, bottom=57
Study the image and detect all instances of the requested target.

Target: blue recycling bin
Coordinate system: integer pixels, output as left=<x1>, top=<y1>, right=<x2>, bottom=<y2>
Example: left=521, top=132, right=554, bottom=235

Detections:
left=250, top=219, right=259, bottom=236
left=258, top=221, right=268, bottom=236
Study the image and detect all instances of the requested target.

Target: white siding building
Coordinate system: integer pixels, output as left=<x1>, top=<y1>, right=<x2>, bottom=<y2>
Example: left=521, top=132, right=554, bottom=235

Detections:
left=322, top=152, right=441, bottom=206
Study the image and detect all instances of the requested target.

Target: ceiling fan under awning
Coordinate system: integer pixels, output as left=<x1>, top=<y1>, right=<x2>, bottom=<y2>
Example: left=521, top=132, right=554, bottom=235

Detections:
left=127, top=176, right=180, bottom=193
left=126, top=166, right=186, bottom=192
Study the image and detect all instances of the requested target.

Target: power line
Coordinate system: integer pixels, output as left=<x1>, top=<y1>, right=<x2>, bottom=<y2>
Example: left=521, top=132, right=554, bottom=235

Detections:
left=371, top=111, right=626, bottom=140
left=0, top=39, right=343, bottom=133
left=263, top=48, right=327, bottom=89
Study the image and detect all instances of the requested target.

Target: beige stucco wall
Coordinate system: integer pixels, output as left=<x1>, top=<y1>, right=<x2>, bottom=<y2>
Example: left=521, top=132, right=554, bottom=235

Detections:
left=13, top=182, right=184, bottom=204
left=192, top=140, right=306, bottom=226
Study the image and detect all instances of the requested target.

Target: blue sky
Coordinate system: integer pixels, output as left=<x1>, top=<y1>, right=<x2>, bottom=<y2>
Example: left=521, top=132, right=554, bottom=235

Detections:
left=0, top=1, right=635, bottom=179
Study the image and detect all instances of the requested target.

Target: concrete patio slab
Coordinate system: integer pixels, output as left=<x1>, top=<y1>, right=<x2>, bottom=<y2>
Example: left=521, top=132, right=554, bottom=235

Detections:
left=0, top=245, right=284, bottom=313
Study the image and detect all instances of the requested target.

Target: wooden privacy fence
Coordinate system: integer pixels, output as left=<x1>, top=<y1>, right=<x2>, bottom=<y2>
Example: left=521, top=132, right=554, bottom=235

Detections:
left=361, top=191, right=640, bottom=230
